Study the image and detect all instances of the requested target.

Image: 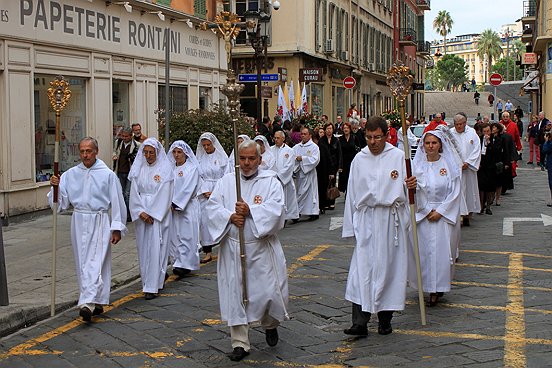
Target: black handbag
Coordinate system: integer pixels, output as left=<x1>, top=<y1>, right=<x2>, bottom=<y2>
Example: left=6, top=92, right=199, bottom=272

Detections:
left=327, top=174, right=340, bottom=200
left=495, top=162, right=504, bottom=174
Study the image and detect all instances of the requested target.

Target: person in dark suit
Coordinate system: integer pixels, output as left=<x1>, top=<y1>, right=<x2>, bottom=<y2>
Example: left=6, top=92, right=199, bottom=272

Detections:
left=537, top=112, right=550, bottom=170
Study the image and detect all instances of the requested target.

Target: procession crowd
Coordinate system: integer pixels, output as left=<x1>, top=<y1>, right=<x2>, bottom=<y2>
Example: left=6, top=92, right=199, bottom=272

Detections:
left=47, top=106, right=552, bottom=361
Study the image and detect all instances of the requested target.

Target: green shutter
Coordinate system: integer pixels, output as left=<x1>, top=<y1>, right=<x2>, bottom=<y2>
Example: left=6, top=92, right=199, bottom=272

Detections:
left=156, top=0, right=171, bottom=7
left=194, top=0, right=207, bottom=19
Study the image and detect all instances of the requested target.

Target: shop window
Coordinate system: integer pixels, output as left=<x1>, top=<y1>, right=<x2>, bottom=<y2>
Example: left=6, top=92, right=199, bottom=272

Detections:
left=112, top=81, right=130, bottom=140
left=235, top=0, right=260, bottom=45
left=158, top=85, right=188, bottom=113
left=336, top=87, right=345, bottom=117
left=310, top=83, right=324, bottom=117
left=199, top=87, right=211, bottom=110
left=34, top=75, right=86, bottom=182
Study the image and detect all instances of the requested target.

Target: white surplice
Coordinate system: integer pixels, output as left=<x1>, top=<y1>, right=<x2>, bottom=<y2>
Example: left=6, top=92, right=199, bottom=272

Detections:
left=450, top=126, right=481, bottom=215
left=198, top=152, right=227, bottom=246
left=130, top=161, right=174, bottom=293
left=48, top=159, right=127, bottom=307
left=342, top=144, right=411, bottom=313
left=206, top=170, right=289, bottom=327
left=293, top=139, right=320, bottom=216
left=170, top=161, right=201, bottom=271
left=271, top=144, right=299, bottom=220
left=410, top=157, right=461, bottom=293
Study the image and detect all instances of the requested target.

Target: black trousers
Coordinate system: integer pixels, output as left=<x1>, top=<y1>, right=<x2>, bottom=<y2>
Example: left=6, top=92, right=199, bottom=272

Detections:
left=352, top=303, right=393, bottom=326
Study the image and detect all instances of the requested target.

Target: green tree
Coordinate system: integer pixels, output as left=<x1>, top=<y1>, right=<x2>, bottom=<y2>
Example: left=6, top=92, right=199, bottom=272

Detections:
left=511, top=39, right=525, bottom=80
left=477, top=29, right=503, bottom=83
left=433, top=10, right=453, bottom=55
left=491, top=56, right=523, bottom=81
left=168, top=104, right=255, bottom=154
left=435, top=54, right=467, bottom=91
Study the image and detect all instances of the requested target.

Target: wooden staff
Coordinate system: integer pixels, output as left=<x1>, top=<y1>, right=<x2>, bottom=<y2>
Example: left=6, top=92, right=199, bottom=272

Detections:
left=46, top=76, right=71, bottom=317
left=386, top=64, right=426, bottom=326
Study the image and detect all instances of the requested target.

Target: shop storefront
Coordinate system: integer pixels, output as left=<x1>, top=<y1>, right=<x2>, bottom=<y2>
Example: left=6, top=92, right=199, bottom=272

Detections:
left=0, top=0, right=226, bottom=215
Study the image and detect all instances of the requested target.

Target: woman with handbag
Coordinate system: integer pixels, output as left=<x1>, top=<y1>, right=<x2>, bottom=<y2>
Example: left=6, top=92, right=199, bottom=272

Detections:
left=477, top=123, right=501, bottom=215
left=491, top=122, right=514, bottom=206
left=317, top=122, right=342, bottom=212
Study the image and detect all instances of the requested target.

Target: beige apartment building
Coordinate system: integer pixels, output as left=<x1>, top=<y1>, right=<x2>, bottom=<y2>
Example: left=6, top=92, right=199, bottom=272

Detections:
left=0, top=0, right=225, bottom=216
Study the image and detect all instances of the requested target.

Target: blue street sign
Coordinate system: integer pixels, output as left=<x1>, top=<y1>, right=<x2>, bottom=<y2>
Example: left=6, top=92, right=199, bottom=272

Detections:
left=238, top=74, right=280, bottom=82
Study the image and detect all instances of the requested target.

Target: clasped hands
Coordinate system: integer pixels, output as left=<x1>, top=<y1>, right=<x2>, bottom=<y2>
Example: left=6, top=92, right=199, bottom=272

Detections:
left=139, top=211, right=154, bottom=225
left=230, top=200, right=250, bottom=228
left=427, top=209, right=442, bottom=222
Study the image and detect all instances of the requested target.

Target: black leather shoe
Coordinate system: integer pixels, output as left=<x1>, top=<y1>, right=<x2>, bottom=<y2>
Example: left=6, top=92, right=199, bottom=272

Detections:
left=308, top=215, right=319, bottom=221
left=485, top=208, right=493, bottom=215
left=92, top=306, right=104, bottom=316
left=228, top=347, right=249, bottom=361
left=79, top=306, right=92, bottom=322
left=144, top=293, right=157, bottom=300
left=462, top=217, right=470, bottom=226
left=266, top=328, right=279, bottom=346
left=377, top=311, right=393, bottom=335
left=378, top=323, right=393, bottom=335
left=173, top=267, right=191, bottom=277
left=291, top=218, right=300, bottom=224
left=343, top=324, right=368, bottom=336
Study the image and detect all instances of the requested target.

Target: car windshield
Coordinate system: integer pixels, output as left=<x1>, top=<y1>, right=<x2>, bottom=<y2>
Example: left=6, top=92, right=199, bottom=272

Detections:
left=410, top=126, right=426, bottom=138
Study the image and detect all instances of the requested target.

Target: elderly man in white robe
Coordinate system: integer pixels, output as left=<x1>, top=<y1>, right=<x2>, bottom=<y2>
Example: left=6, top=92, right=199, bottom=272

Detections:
left=342, top=116, right=416, bottom=337
left=293, top=127, right=321, bottom=222
left=49, top=137, right=127, bottom=322
left=129, top=138, right=174, bottom=300
left=206, top=140, right=289, bottom=362
left=271, top=130, right=299, bottom=222
left=410, top=130, right=461, bottom=307
left=449, top=113, right=481, bottom=226
left=168, top=140, right=200, bottom=277
left=197, top=132, right=228, bottom=263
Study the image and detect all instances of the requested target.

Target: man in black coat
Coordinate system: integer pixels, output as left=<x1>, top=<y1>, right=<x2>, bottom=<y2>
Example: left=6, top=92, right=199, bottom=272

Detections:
left=257, top=116, right=273, bottom=145
left=537, top=112, right=550, bottom=170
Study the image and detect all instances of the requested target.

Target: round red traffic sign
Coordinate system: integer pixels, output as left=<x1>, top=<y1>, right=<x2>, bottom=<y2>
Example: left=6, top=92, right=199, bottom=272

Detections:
left=489, top=73, right=503, bottom=86
left=343, top=76, right=356, bottom=89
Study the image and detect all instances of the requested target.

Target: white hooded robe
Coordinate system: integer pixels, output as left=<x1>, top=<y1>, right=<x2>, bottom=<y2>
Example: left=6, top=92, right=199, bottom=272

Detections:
left=450, top=126, right=481, bottom=215
left=293, top=139, right=320, bottom=216
left=271, top=144, right=299, bottom=220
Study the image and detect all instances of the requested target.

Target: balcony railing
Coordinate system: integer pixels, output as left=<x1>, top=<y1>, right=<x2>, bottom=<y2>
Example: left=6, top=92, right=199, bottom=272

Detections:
left=416, top=0, right=430, bottom=10
left=523, top=0, right=536, bottom=17
left=400, top=28, right=417, bottom=44
left=416, top=41, right=431, bottom=54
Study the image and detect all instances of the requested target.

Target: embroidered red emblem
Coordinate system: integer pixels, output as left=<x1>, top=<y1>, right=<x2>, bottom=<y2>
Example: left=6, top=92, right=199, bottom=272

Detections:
left=154, top=174, right=161, bottom=183
left=178, top=171, right=184, bottom=177
left=440, top=168, right=447, bottom=176
left=390, top=170, right=399, bottom=180
left=253, top=195, right=262, bottom=204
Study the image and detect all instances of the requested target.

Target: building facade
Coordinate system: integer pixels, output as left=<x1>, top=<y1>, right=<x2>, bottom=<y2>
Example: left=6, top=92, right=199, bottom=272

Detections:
left=0, top=0, right=225, bottom=216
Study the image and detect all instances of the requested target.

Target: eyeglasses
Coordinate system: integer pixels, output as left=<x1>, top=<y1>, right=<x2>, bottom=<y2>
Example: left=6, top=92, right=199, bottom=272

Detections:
left=365, top=135, right=385, bottom=142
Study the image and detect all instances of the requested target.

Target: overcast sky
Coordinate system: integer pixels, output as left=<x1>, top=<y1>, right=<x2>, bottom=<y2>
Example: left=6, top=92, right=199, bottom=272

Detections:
left=424, top=0, right=524, bottom=41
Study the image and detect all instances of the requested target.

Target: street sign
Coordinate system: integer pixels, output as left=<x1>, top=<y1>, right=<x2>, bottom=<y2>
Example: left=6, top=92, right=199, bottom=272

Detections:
left=343, top=76, right=356, bottom=89
left=489, top=73, right=503, bottom=86
left=261, top=86, right=273, bottom=98
left=412, top=83, right=425, bottom=91
left=299, top=68, right=324, bottom=82
left=522, top=52, right=537, bottom=65
left=238, top=74, right=280, bottom=82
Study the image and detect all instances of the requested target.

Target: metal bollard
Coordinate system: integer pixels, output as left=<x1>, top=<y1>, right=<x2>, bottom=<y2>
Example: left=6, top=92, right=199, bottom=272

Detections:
left=0, top=215, right=8, bottom=306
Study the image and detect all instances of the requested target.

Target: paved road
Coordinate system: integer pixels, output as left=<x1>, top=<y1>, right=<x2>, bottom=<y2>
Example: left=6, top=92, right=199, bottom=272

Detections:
left=0, top=161, right=551, bottom=367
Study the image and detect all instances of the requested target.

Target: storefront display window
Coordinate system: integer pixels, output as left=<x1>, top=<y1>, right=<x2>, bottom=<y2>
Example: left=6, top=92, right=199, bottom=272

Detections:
left=336, top=87, right=345, bottom=117
left=158, top=85, right=188, bottom=113
left=34, top=75, right=86, bottom=182
left=310, top=83, right=324, bottom=117
left=113, top=82, right=130, bottom=140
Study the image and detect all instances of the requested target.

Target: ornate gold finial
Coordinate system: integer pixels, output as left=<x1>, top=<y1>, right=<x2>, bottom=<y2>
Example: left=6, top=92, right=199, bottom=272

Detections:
left=47, top=75, right=72, bottom=113
left=386, top=63, right=414, bottom=102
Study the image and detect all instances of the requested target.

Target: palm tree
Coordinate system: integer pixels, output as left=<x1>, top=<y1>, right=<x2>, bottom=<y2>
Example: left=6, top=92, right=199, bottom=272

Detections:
left=477, top=29, right=503, bottom=83
left=511, top=39, right=525, bottom=80
left=433, top=10, right=453, bottom=55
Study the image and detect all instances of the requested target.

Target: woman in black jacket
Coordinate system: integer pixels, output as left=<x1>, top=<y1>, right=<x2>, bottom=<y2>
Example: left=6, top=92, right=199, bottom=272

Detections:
left=491, top=122, right=515, bottom=205
left=317, top=122, right=342, bottom=212
left=477, top=122, right=501, bottom=214
left=338, top=121, right=359, bottom=194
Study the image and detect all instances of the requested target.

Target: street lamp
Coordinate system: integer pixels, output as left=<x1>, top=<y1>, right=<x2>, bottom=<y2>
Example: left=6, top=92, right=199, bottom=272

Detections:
left=244, top=9, right=271, bottom=123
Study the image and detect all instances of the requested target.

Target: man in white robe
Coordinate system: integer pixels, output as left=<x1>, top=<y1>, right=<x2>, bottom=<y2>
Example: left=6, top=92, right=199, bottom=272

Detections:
left=49, top=137, right=127, bottom=322
left=271, top=131, right=299, bottom=221
left=206, top=140, right=289, bottom=362
left=293, top=127, right=320, bottom=221
left=449, top=113, right=481, bottom=225
left=129, top=138, right=174, bottom=300
left=168, top=141, right=200, bottom=277
left=342, top=117, right=416, bottom=336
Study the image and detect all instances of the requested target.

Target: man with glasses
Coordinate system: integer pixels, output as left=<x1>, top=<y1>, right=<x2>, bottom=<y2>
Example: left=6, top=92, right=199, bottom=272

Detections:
left=342, top=116, right=416, bottom=337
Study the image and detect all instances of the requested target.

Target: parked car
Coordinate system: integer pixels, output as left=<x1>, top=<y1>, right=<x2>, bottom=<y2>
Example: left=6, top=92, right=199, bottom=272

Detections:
left=409, top=124, right=428, bottom=158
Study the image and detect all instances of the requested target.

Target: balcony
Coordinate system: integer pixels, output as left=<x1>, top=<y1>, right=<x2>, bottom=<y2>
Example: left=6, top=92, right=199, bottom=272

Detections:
left=416, top=0, right=430, bottom=11
left=521, top=26, right=533, bottom=43
left=399, top=28, right=417, bottom=46
left=522, top=0, right=536, bottom=24
left=416, top=41, right=431, bottom=55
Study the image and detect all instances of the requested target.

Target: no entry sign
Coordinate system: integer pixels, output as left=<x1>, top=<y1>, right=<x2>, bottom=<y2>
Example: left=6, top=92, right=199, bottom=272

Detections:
left=343, top=76, right=356, bottom=89
left=489, top=73, right=503, bottom=87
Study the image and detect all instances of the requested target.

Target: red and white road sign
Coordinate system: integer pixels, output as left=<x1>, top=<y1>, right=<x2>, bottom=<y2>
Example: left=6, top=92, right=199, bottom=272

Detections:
left=343, top=76, right=356, bottom=89
left=489, top=73, right=503, bottom=86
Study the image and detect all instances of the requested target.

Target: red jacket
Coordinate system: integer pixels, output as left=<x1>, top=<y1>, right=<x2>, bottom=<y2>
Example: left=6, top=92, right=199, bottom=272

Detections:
left=387, top=127, right=398, bottom=146
left=423, top=120, right=447, bottom=134
left=502, top=119, right=522, bottom=151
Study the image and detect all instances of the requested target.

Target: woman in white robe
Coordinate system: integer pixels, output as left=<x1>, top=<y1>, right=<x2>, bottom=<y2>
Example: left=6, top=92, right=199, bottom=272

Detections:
left=226, top=134, right=251, bottom=174
left=129, top=137, right=174, bottom=300
left=410, top=130, right=462, bottom=306
left=254, top=135, right=276, bottom=171
left=196, top=132, right=228, bottom=263
left=168, top=140, right=201, bottom=277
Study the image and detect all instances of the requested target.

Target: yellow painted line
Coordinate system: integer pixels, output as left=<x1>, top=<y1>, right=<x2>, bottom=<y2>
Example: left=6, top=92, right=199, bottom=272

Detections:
left=440, top=302, right=507, bottom=312
left=456, top=263, right=508, bottom=270
left=453, top=281, right=552, bottom=292
left=240, top=360, right=348, bottom=367
left=503, top=253, right=526, bottom=368
left=287, top=245, right=331, bottom=275
left=396, top=328, right=502, bottom=341
left=522, top=266, right=552, bottom=273
left=201, top=318, right=223, bottom=325
left=463, top=249, right=552, bottom=259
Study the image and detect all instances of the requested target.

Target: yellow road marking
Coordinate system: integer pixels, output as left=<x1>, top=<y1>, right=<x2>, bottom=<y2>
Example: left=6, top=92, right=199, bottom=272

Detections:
left=287, top=245, right=331, bottom=275
left=453, top=281, right=552, bottom=292
left=504, top=253, right=526, bottom=368
left=463, top=249, right=552, bottom=259
left=456, top=263, right=508, bottom=270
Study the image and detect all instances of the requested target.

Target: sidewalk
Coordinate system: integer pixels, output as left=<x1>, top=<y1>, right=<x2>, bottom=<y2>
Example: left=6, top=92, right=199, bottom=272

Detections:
left=0, top=212, right=141, bottom=337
